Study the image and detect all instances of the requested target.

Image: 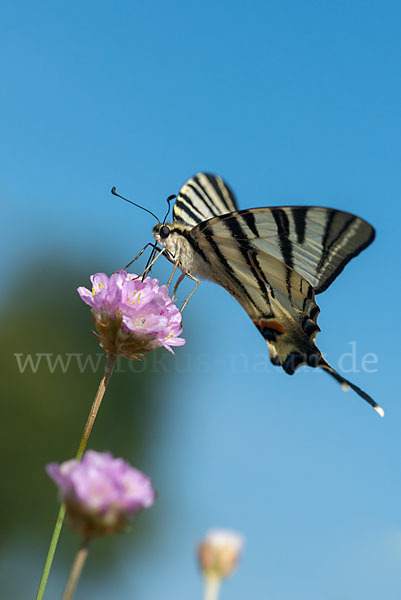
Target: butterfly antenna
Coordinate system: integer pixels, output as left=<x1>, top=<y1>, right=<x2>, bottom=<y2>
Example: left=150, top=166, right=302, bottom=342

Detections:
left=111, top=187, right=160, bottom=222
left=163, top=194, right=176, bottom=224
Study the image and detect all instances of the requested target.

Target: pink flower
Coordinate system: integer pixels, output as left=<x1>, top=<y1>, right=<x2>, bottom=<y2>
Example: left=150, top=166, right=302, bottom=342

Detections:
left=46, top=450, right=155, bottom=538
left=78, top=271, right=185, bottom=359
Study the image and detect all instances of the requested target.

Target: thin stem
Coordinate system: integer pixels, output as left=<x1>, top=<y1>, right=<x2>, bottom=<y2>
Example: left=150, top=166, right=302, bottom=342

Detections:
left=61, top=540, right=89, bottom=600
left=35, top=353, right=117, bottom=600
left=35, top=504, right=66, bottom=600
left=76, top=353, right=117, bottom=459
left=204, top=575, right=222, bottom=600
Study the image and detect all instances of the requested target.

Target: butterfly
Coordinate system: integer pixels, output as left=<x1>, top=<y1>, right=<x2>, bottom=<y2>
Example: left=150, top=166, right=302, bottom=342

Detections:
left=152, top=172, right=382, bottom=416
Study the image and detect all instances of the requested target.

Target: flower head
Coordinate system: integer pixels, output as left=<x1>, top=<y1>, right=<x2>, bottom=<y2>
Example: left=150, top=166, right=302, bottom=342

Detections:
left=46, top=450, right=155, bottom=538
left=198, top=529, right=244, bottom=579
left=78, top=271, right=185, bottom=359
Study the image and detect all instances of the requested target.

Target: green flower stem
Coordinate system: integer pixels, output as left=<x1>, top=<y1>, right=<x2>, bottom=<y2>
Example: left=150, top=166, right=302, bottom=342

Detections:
left=61, top=539, right=89, bottom=600
left=204, top=575, right=222, bottom=600
left=35, top=353, right=117, bottom=600
left=76, top=353, right=117, bottom=459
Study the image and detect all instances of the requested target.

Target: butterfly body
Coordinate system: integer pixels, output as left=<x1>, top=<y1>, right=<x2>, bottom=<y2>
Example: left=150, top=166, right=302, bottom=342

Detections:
left=153, top=172, right=382, bottom=415
left=153, top=223, right=214, bottom=281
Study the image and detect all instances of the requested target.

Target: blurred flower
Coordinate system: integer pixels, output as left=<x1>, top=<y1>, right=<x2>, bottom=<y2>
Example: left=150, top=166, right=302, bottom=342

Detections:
left=78, top=271, right=185, bottom=359
left=46, top=450, right=155, bottom=538
left=198, top=529, right=244, bottom=579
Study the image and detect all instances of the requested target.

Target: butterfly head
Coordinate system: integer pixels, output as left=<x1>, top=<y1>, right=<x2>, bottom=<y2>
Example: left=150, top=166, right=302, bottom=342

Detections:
left=153, top=222, right=196, bottom=271
left=154, top=224, right=171, bottom=240
left=153, top=222, right=176, bottom=253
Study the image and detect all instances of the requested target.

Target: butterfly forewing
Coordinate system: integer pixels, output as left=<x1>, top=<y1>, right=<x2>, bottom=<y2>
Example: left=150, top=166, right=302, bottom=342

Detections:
left=173, top=172, right=238, bottom=226
left=194, top=206, right=375, bottom=294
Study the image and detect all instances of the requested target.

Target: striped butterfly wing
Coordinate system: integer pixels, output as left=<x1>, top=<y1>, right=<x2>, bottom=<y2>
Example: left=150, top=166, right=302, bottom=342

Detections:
left=173, top=172, right=238, bottom=226
left=187, top=201, right=379, bottom=413
left=194, top=206, right=375, bottom=295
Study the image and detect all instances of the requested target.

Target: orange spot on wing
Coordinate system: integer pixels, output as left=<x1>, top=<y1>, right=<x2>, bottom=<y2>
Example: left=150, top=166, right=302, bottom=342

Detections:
left=260, top=318, right=286, bottom=334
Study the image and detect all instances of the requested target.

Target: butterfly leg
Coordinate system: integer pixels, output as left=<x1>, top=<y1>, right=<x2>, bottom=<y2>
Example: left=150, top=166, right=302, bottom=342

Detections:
left=138, top=246, right=166, bottom=279
left=166, top=262, right=178, bottom=289
left=180, top=274, right=200, bottom=312
left=114, top=242, right=159, bottom=273
left=171, top=272, right=185, bottom=302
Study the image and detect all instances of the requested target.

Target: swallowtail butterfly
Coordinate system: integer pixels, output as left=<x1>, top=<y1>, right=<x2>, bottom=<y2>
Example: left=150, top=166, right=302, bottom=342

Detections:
left=153, top=173, right=382, bottom=416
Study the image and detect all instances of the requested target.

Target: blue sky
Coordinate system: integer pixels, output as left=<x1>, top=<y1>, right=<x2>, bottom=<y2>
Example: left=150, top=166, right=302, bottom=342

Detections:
left=2, top=1, right=401, bottom=599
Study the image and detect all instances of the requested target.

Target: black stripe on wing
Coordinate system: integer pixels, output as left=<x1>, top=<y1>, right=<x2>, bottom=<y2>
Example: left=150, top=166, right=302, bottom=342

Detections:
left=193, top=205, right=375, bottom=295
left=271, top=208, right=294, bottom=301
left=203, top=173, right=237, bottom=213
left=315, top=214, right=375, bottom=294
left=173, top=173, right=238, bottom=227
left=174, top=193, right=205, bottom=225
left=189, top=180, right=221, bottom=217
left=223, top=216, right=273, bottom=309
left=291, top=207, right=308, bottom=244
left=241, top=209, right=260, bottom=237
left=200, top=222, right=267, bottom=313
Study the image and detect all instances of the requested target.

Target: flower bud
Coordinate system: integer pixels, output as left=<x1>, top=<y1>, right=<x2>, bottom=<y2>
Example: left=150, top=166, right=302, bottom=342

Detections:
left=198, top=529, right=244, bottom=578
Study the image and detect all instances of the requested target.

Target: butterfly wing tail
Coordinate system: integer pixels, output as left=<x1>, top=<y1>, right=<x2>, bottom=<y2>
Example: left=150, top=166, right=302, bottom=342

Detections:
left=318, top=358, right=384, bottom=416
left=251, top=286, right=382, bottom=416
left=277, top=343, right=383, bottom=416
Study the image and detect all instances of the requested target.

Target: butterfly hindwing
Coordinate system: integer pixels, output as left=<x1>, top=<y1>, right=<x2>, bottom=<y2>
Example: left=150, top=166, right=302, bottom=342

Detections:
left=191, top=221, right=321, bottom=371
